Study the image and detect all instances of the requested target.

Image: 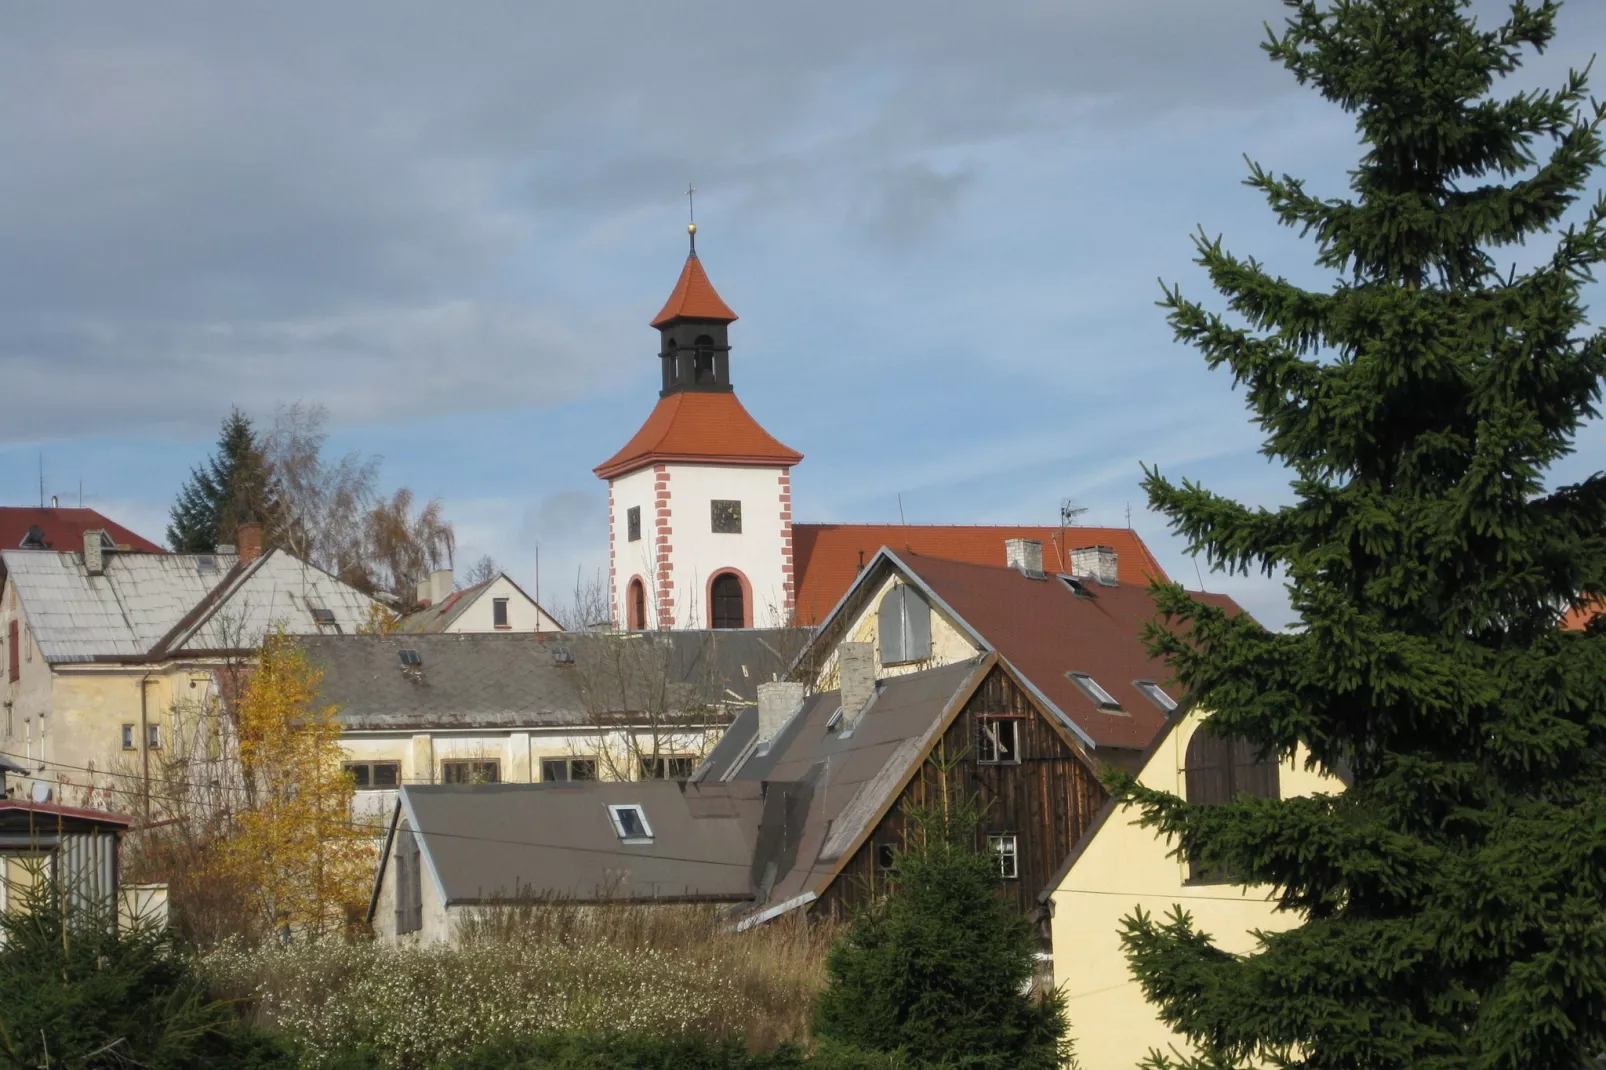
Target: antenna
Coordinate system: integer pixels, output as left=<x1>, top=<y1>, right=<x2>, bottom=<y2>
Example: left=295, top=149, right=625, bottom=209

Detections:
left=1126, top=502, right=1132, bottom=528
left=38, top=454, right=44, bottom=508
left=1059, top=499, right=1086, bottom=527
left=897, top=493, right=906, bottom=525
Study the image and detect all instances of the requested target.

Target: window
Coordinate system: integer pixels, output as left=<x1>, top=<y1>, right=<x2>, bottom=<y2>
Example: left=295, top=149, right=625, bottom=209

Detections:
left=877, top=584, right=932, bottom=665
left=693, top=335, right=716, bottom=383
left=7, top=619, right=17, bottom=682
left=638, top=756, right=697, bottom=781
left=627, top=505, right=642, bottom=542
left=1134, top=679, right=1177, bottom=712
left=711, top=573, right=744, bottom=629
left=876, top=843, right=899, bottom=872
left=441, top=760, right=499, bottom=785
left=146, top=724, right=161, bottom=750
left=1184, top=724, right=1281, bottom=884
left=710, top=499, right=742, bottom=534
left=398, top=649, right=422, bottom=667
left=629, top=580, right=647, bottom=630
left=825, top=706, right=845, bottom=732
left=976, top=716, right=1021, bottom=764
left=121, top=724, right=135, bottom=751
left=196, top=554, right=218, bottom=573
left=395, top=827, right=423, bottom=935
left=493, top=598, right=510, bottom=629
left=542, top=757, right=597, bottom=782
left=344, top=762, right=401, bottom=789
left=1067, top=671, right=1123, bottom=712
left=988, top=834, right=1019, bottom=879
left=308, top=603, right=341, bottom=634
left=608, top=804, right=654, bottom=843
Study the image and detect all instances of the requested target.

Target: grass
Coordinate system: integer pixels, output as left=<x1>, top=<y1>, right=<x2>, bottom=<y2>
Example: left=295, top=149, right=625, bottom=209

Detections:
left=201, top=901, right=838, bottom=1069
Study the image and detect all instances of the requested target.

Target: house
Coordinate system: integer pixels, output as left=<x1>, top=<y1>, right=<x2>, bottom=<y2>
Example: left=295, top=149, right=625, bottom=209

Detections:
left=1042, top=703, right=1345, bottom=1069
left=369, top=779, right=766, bottom=942
left=0, top=756, right=166, bottom=930
left=0, top=505, right=164, bottom=588
left=0, top=527, right=378, bottom=811
left=594, top=232, right=1177, bottom=634
left=303, top=628, right=809, bottom=822
left=1564, top=598, right=1603, bottom=630
left=394, top=568, right=562, bottom=634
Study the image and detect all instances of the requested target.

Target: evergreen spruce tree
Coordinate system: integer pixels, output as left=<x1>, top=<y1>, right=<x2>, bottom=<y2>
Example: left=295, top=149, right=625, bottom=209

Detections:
left=167, top=408, right=278, bottom=552
left=1113, top=1, right=1606, bottom=1067
left=812, top=804, right=1070, bottom=1069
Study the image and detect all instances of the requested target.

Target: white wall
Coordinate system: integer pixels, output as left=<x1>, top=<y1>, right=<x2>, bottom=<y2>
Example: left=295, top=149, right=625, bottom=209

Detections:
left=0, top=579, right=57, bottom=798
left=609, top=462, right=791, bottom=630
left=446, top=575, right=562, bottom=633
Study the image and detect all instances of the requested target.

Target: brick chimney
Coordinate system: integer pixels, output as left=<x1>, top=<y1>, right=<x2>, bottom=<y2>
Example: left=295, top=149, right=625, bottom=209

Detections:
left=756, top=681, right=805, bottom=746
left=84, top=529, right=105, bottom=577
left=237, top=522, right=264, bottom=565
left=838, top=642, right=877, bottom=731
left=1005, top=537, right=1045, bottom=579
left=1070, top=545, right=1119, bottom=586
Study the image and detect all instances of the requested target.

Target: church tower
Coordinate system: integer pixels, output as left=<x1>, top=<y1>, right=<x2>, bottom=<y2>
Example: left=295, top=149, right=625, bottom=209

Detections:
left=594, top=225, right=802, bottom=630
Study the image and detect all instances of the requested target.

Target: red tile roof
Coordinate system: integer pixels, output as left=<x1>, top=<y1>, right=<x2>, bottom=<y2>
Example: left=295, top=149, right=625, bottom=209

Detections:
left=0, top=799, right=133, bottom=828
left=898, top=552, right=1243, bottom=750
left=650, top=254, right=738, bottom=327
left=594, top=392, right=803, bottom=480
left=0, top=507, right=163, bottom=554
left=791, top=524, right=1169, bottom=625
left=1563, top=598, right=1603, bottom=631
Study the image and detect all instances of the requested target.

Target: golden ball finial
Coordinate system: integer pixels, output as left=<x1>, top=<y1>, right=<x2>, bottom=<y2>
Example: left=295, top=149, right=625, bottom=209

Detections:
left=687, top=221, right=698, bottom=235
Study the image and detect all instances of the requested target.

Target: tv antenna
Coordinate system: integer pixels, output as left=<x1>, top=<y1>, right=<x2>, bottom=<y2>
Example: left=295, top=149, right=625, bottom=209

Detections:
left=1059, top=499, right=1087, bottom=527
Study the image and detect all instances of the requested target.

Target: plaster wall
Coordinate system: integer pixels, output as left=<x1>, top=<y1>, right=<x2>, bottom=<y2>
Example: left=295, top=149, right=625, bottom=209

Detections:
left=0, top=580, right=54, bottom=792
left=810, top=572, right=982, bottom=691
left=1048, top=708, right=1344, bottom=1070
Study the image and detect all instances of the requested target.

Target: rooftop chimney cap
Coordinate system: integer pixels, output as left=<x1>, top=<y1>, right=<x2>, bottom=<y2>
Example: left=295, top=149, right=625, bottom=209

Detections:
left=1005, top=538, right=1046, bottom=580
left=84, top=529, right=106, bottom=576
left=1069, top=545, right=1119, bottom=587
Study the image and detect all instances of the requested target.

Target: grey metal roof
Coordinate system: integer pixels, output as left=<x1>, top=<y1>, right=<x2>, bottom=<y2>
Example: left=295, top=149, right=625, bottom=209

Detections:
left=398, top=780, right=765, bottom=904
left=2, top=548, right=239, bottom=662
left=162, top=549, right=378, bottom=652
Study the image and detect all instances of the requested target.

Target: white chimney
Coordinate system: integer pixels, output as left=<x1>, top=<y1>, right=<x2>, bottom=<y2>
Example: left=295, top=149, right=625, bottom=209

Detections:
left=428, top=569, right=454, bottom=606
left=1005, top=537, right=1045, bottom=579
left=84, top=529, right=105, bottom=577
left=1070, top=545, right=1119, bottom=586
left=838, top=642, right=877, bottom=730
left=756, top=681, right=805, bottom=746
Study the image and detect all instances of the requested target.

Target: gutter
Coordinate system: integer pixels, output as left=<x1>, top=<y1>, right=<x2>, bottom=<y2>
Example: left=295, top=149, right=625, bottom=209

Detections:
left=733, top=890, right=816, bottom=932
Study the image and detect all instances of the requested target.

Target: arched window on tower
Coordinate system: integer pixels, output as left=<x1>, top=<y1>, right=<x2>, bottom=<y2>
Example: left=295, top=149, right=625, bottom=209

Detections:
left=1183, top=722, right=1280, bottom=884
left=628, top=579, right=647, bottom=631
left=694, top=335, right=716, bottom=384
left=711, top=573, right=744, bottom=629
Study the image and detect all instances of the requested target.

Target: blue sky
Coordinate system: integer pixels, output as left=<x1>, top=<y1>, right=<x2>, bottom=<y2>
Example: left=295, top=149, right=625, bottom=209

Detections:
left=1, top=0, right=1601, bottom=627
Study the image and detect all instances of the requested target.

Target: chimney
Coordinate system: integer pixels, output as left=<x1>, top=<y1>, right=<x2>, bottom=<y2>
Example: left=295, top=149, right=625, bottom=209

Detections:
left=756, top=680, right=805, bottom=746
left=1070, top=545, right=1119, bottom=586
left=838, top=641, right=877, bottom=730
left=237, top=522, right=264, bottom=565
left=416, top=578, right=432, bottom=606
left=1005, top=537, right=1045, bottom=579
left=84, top=529, right=105, bottom=576
left=428, top=569, right=454, bottom=606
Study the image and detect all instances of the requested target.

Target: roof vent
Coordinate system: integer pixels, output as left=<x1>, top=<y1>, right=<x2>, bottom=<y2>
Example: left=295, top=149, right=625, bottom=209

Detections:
left=19, top=525, right=46, bottom=549
left=398, top=649, right=422, bottom=667
left=1005, top=538, right=1046, bottom=580
left=1060, top=575, right=1094, bottom=599
left=552, top=647, right=575, bottom=665
left=196, top=555, right=218, bottom=573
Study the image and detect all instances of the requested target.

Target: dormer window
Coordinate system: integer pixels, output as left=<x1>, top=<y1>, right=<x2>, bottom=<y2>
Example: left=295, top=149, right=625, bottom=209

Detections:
left=608, top=804, right=654, bottom=844
left=19, top=525, right=46, bottom=549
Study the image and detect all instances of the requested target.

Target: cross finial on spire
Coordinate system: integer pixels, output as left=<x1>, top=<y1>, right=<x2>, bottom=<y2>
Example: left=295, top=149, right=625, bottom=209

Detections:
left=685, top=181, right=698, bottom=255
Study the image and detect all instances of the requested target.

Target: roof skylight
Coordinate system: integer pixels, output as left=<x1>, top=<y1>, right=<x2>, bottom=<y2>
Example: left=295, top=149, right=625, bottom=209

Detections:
left=1134, top=679, right=1178, bottom=712
left=398, top=649, right=422, bottom=667
left=1067, top=671, right=1123, bottom=712
left=607, top=804, right=654, bottom=844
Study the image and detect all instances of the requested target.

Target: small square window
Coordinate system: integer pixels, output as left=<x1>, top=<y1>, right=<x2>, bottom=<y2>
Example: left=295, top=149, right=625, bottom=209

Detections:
left=988, top=834, right=1019, bottom=880
left=1068, top=671, right=1123, bottom=712
left=121, top=724, right=135, bottom=751
left=976, top=717, right=1021, bottom=764
left=146, top=723, right=162, bottom=749
left=876, top=843, right=898, bottom=871
left=627, top=506, right=642, bottom=542
left=399, top=649, right=422, bottom=667
left=711, top=499, right=742, bottom=534
left=608, top=804, right=654, bottom=843
left=345, top=762, right=371, bottom=788
left=493, top=598, right=510, bottom=628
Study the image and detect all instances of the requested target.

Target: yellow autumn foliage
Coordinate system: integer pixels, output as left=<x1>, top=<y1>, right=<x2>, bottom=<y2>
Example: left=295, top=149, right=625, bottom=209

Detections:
left=210, top=630, right=373, bottom=938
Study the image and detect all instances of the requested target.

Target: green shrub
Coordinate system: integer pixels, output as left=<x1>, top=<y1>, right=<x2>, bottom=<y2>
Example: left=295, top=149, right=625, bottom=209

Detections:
left=443, top=1033, right=903, bottom=1069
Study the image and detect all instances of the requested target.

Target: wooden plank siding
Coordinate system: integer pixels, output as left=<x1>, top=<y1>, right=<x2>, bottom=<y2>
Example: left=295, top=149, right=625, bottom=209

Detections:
left=814, top=665, right=1108, bottom=921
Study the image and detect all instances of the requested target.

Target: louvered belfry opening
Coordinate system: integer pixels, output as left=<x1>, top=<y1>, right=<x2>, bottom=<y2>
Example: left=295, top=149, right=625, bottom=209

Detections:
left=1183, top=723, right=1281, bottom=884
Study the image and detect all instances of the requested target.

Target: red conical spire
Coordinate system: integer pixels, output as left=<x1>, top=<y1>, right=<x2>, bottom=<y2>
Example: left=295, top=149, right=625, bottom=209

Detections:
left=650, top=226, right=739, bottom=327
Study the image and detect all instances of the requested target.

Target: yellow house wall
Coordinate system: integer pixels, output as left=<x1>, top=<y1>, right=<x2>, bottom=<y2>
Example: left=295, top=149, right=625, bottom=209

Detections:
left=1049, top=709, right=1343, bottom=1070
left=811, top=573, right=981, bottom=691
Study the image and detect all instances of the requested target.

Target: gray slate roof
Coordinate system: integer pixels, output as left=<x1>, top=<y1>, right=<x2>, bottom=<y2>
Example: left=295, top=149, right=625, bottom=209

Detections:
left=392, top=577, right=495, bottom=634
left=397, top=780, right=765, bottom=904
left=307, top=628, right=813, bottom=731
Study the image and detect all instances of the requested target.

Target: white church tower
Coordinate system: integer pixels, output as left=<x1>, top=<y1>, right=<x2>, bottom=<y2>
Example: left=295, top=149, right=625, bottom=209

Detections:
left=594, top=225, right=802, bottom=630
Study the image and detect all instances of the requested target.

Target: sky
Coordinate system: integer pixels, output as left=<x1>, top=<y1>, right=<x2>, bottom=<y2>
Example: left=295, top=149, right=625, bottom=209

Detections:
left=0, top=0, right=1602, bottom=628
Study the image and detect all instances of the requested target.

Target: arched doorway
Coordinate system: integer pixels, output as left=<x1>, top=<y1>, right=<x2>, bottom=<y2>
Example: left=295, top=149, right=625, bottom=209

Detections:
left=710, top=572, right=745, bottom=629
left=627, top=578, right=647, bottom=630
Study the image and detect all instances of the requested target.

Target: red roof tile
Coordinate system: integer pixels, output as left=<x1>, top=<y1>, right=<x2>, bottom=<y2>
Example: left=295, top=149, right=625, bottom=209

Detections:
left=0, top=507, right=164, bottom=554
left=650, top=254, right=738, bottom=327
left=791, top=524, right=1169, bottom=625
left=594, top=392, right=803, bottom=480
left=1563, top=598, right=1603, bottom=631
left=898, top=552, right=1243, bottom=750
